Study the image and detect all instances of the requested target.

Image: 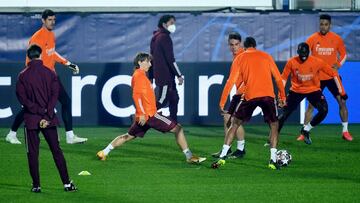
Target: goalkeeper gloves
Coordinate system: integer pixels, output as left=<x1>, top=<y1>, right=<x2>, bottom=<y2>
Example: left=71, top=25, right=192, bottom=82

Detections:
left=66, top=61, right=80, bottom=74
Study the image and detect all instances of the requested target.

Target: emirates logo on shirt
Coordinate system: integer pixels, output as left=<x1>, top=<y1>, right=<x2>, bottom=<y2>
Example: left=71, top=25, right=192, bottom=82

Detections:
left=315, top=43, right=334, bottom=56
left=296, top=70, right=313, bottom=82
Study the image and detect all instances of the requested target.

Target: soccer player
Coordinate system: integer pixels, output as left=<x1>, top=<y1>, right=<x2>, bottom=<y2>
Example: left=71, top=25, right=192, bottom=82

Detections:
left=96, top=52, right=206, bottom=164
left=300, top=14, right=352, bottom=141
left=16, top=45, right=76, bottom=193
left=212, top=37, right=286, bottom=170
left=5, top=9, right=87, bottom=144
left=149, top=15, right=183, bottom=122
left=279, top=42, right=347, bottom=145
left=212, top=32, right=246, bottom=159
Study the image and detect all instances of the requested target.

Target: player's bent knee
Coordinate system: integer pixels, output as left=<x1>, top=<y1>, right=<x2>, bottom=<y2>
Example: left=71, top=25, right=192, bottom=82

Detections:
left=223, top=113, right=230, bottom=121
left=278, top=112, right=287, bottom=122
left=322, top=107, right=328, bottom=116
left=317, top=104, right=328, bottom=118
left=231, top=117, right=242, bottom=128
left=124, top=133, right=135, bottom=141
left=338, top=100, right=346, bottom=108
left=171, top=124, right=182, bottom=133
left=306, top=104, right=315, bottom=112
left=269, top=121, right=279, bottom=128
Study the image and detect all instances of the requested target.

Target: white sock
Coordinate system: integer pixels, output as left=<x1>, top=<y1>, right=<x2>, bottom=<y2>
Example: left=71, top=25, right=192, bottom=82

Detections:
left=103, top=144, right=114, bottom=155
left=8, top=130, right=17, bottom=137
left=342, top=122, right=348, bottom=133
left=237, top=140, right=245, bottom=151
left=219, top=144, right=231, bottom=158
left=303, top=123, right=313, bottom=132
left=270, top=148, right=277, bottom=162
left=66, top=131, right=74, bottom=139
left=183, top=148, right=192, bottom=160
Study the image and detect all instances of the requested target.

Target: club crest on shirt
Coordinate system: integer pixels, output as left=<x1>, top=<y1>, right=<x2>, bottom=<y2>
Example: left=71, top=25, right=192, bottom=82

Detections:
left=46, top=48, right=55, bottom=56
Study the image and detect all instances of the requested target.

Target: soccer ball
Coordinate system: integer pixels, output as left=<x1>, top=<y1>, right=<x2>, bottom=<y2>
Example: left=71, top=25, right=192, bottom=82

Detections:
left=276, top=150, right=292, bottom=166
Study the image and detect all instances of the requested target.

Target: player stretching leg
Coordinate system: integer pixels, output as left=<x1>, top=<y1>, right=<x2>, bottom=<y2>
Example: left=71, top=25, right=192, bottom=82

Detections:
left=97, top=53, right=206, bottom=164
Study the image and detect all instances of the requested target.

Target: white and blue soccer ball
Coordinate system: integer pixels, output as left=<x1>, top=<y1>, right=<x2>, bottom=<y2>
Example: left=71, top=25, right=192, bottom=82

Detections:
left=276, top=150, right=292, bottom=166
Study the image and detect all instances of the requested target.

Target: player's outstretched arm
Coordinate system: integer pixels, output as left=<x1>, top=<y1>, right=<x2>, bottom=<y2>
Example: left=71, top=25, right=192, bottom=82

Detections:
left=53, top=51, right=80, bottom=74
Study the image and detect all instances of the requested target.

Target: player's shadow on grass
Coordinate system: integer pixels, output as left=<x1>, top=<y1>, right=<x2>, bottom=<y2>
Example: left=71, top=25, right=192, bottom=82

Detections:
left=188, top=125, right=296, bottom=138
left=119, top=142, right=181, bottom=158
left=290, top=170, right=360, bottom=183
left=292, top=141, right=360, bottom=153
left=185, top=126, right=226, bottom=138
left=62, top=140, right=181, bottom=162
left=246, top=126, right=297, bottom=137
left=231, top=160, right=266, bottom=170
left=103, top=147, right=205, bottom=169
left=0, top=183, right=29, bottom=191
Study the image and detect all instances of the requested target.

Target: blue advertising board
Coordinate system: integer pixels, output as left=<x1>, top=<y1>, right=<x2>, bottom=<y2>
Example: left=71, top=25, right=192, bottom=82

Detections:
left=1, top=61, right=358, bottom=126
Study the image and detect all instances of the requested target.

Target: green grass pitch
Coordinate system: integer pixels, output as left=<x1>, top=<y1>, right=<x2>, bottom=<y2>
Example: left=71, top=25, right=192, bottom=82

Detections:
left=0, top=124, right=359, bottom=203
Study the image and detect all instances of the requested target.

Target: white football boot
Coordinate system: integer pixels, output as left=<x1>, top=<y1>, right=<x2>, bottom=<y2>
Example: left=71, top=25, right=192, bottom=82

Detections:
left=66, top=135, right=88, bottom=144
left=5, top=131, right=21, bottom=144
